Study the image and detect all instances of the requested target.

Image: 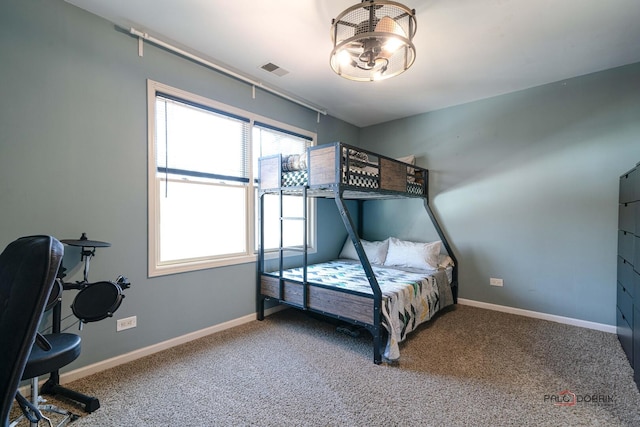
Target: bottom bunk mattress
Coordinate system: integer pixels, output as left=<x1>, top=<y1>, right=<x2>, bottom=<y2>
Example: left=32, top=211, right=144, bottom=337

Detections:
left=276, top=260, right=454, bottom=360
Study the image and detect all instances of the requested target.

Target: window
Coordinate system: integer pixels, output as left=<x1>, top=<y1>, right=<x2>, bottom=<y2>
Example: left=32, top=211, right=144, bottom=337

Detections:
left=147, top=80, right=315, bottom=276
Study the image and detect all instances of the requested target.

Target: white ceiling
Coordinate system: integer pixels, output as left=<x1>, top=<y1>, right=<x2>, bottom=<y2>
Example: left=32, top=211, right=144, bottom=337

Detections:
left=65, top=0, right=640, bottom=127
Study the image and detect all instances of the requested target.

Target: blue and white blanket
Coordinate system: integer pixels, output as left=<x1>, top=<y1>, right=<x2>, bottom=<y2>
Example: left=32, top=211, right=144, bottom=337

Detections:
left=279, top=260, right=453, bottom=360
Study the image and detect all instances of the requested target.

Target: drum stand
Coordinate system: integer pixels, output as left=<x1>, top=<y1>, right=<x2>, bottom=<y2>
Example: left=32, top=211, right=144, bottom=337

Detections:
left=40, top=297, right=100, bottom=413
left=39, top=234, right=112, bottom=414
left=74, top=247, right=96, bottom=332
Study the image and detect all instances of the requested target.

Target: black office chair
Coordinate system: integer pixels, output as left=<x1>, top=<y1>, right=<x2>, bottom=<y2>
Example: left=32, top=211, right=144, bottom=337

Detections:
left=0, top=236, right=63, bottom=427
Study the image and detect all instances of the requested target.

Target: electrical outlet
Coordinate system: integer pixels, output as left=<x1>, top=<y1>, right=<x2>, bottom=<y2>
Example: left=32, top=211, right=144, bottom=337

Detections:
left=489, top=278, right=504, bottom=287
left=116, top=316, right=137, bottom=331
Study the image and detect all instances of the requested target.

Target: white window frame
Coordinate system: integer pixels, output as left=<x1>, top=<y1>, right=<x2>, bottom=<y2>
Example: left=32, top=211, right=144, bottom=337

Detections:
left=147, top=80, right=316, bottom=277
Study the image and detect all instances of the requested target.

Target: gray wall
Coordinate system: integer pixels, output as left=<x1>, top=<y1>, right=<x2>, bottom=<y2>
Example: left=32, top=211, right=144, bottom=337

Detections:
left=360, top=62, right=640, bottom=325
left=0, top=0, right=357, bottom=369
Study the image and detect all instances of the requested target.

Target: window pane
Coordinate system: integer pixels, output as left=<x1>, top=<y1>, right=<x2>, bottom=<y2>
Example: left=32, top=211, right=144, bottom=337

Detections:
left=157, top=96, right=249, bottom=180
left=159, top=179, right=246, bottom=262
left=260, top=193, right=306, bottom=251
left=252, top=126, right=309, bottom=176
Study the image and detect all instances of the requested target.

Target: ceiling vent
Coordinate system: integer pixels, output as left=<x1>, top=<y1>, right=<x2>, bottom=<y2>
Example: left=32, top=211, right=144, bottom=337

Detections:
left=260, top=62, right=289, bottom=77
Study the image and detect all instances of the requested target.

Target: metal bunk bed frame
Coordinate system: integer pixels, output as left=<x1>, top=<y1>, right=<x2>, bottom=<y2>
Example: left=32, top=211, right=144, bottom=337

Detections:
left=256, top=142, right=457, bottom=364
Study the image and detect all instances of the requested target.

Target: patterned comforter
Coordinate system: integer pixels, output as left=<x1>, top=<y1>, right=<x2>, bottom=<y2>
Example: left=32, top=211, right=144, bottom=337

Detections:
left=279, top=260, right=454, bottom=360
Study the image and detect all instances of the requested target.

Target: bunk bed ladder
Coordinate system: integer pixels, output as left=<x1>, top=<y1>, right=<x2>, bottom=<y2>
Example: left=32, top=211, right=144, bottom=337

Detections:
left=277, top=186, right=309, bottom=310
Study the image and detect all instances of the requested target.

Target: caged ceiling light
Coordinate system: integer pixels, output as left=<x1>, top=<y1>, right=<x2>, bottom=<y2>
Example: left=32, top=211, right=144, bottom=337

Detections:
left=330, top=0, right=417, bottom=82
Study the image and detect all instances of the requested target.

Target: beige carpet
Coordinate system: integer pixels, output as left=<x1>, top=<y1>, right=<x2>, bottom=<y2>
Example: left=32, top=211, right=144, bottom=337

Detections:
left=11, top=305, right=640, bottom=426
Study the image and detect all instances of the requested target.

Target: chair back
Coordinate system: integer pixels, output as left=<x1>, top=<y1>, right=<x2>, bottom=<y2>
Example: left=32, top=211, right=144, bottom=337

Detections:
left=0, top=236, right=63, bottom=427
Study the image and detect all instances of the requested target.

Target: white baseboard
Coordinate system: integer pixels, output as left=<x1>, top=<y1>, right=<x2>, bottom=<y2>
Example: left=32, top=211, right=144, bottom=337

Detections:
left=457, top=298, right=616, bottom=334
left=20, top=305, right=287, bottom=393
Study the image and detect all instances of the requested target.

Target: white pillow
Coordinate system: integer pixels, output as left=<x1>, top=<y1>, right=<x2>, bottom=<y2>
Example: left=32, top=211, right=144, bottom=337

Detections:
left=339, top=238, right=389, bottom=265
left=395, top=154, right=416, bottom=182
left=384, top=238, right=441, bottom=270
left=396, top=154, right=415, bottom=165
left=438, top=255, right=455, bottom=269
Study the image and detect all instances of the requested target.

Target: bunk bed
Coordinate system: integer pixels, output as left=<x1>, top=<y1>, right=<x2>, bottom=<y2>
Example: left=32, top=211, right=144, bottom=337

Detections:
left=257, top=142, right=458, bottom=364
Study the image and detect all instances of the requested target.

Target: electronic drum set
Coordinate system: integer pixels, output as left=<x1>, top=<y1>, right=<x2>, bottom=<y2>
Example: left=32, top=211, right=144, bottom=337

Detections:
left=42, top=233, right=131, bottom=413
left=46, top=233, right=130, bottom=330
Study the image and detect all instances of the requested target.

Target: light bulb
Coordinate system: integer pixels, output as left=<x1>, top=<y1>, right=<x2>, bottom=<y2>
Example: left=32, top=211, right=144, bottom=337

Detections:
left=382, top=36, right=404, bottom=55
left=337, top=49, right=352, bottom=67
left=375, top=16, right=406, bottom=56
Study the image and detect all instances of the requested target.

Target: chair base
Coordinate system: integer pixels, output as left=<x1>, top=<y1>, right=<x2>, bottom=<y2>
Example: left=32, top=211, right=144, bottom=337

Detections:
left=40, top=401, right=80, bottom=427
left=10, top=401, right=79, bottom=427
left=10, top=377, right=80, bottom=427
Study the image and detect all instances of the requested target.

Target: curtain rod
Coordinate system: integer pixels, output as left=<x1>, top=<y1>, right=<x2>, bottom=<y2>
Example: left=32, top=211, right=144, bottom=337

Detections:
left=128, top=27, right=328, bottom=118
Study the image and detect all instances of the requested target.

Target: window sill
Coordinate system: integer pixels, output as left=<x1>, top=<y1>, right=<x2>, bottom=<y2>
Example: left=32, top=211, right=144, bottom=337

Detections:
left=148, top=254, right=257, bottom=277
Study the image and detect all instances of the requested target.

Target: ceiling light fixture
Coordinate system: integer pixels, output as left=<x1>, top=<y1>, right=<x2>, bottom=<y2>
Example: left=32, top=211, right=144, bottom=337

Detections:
left=330, top=0, right=417, bottom=82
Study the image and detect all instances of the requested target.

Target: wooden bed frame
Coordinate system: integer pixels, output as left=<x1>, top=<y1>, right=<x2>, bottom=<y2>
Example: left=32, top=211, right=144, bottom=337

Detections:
left=256, top=142, right=457, bottom=363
